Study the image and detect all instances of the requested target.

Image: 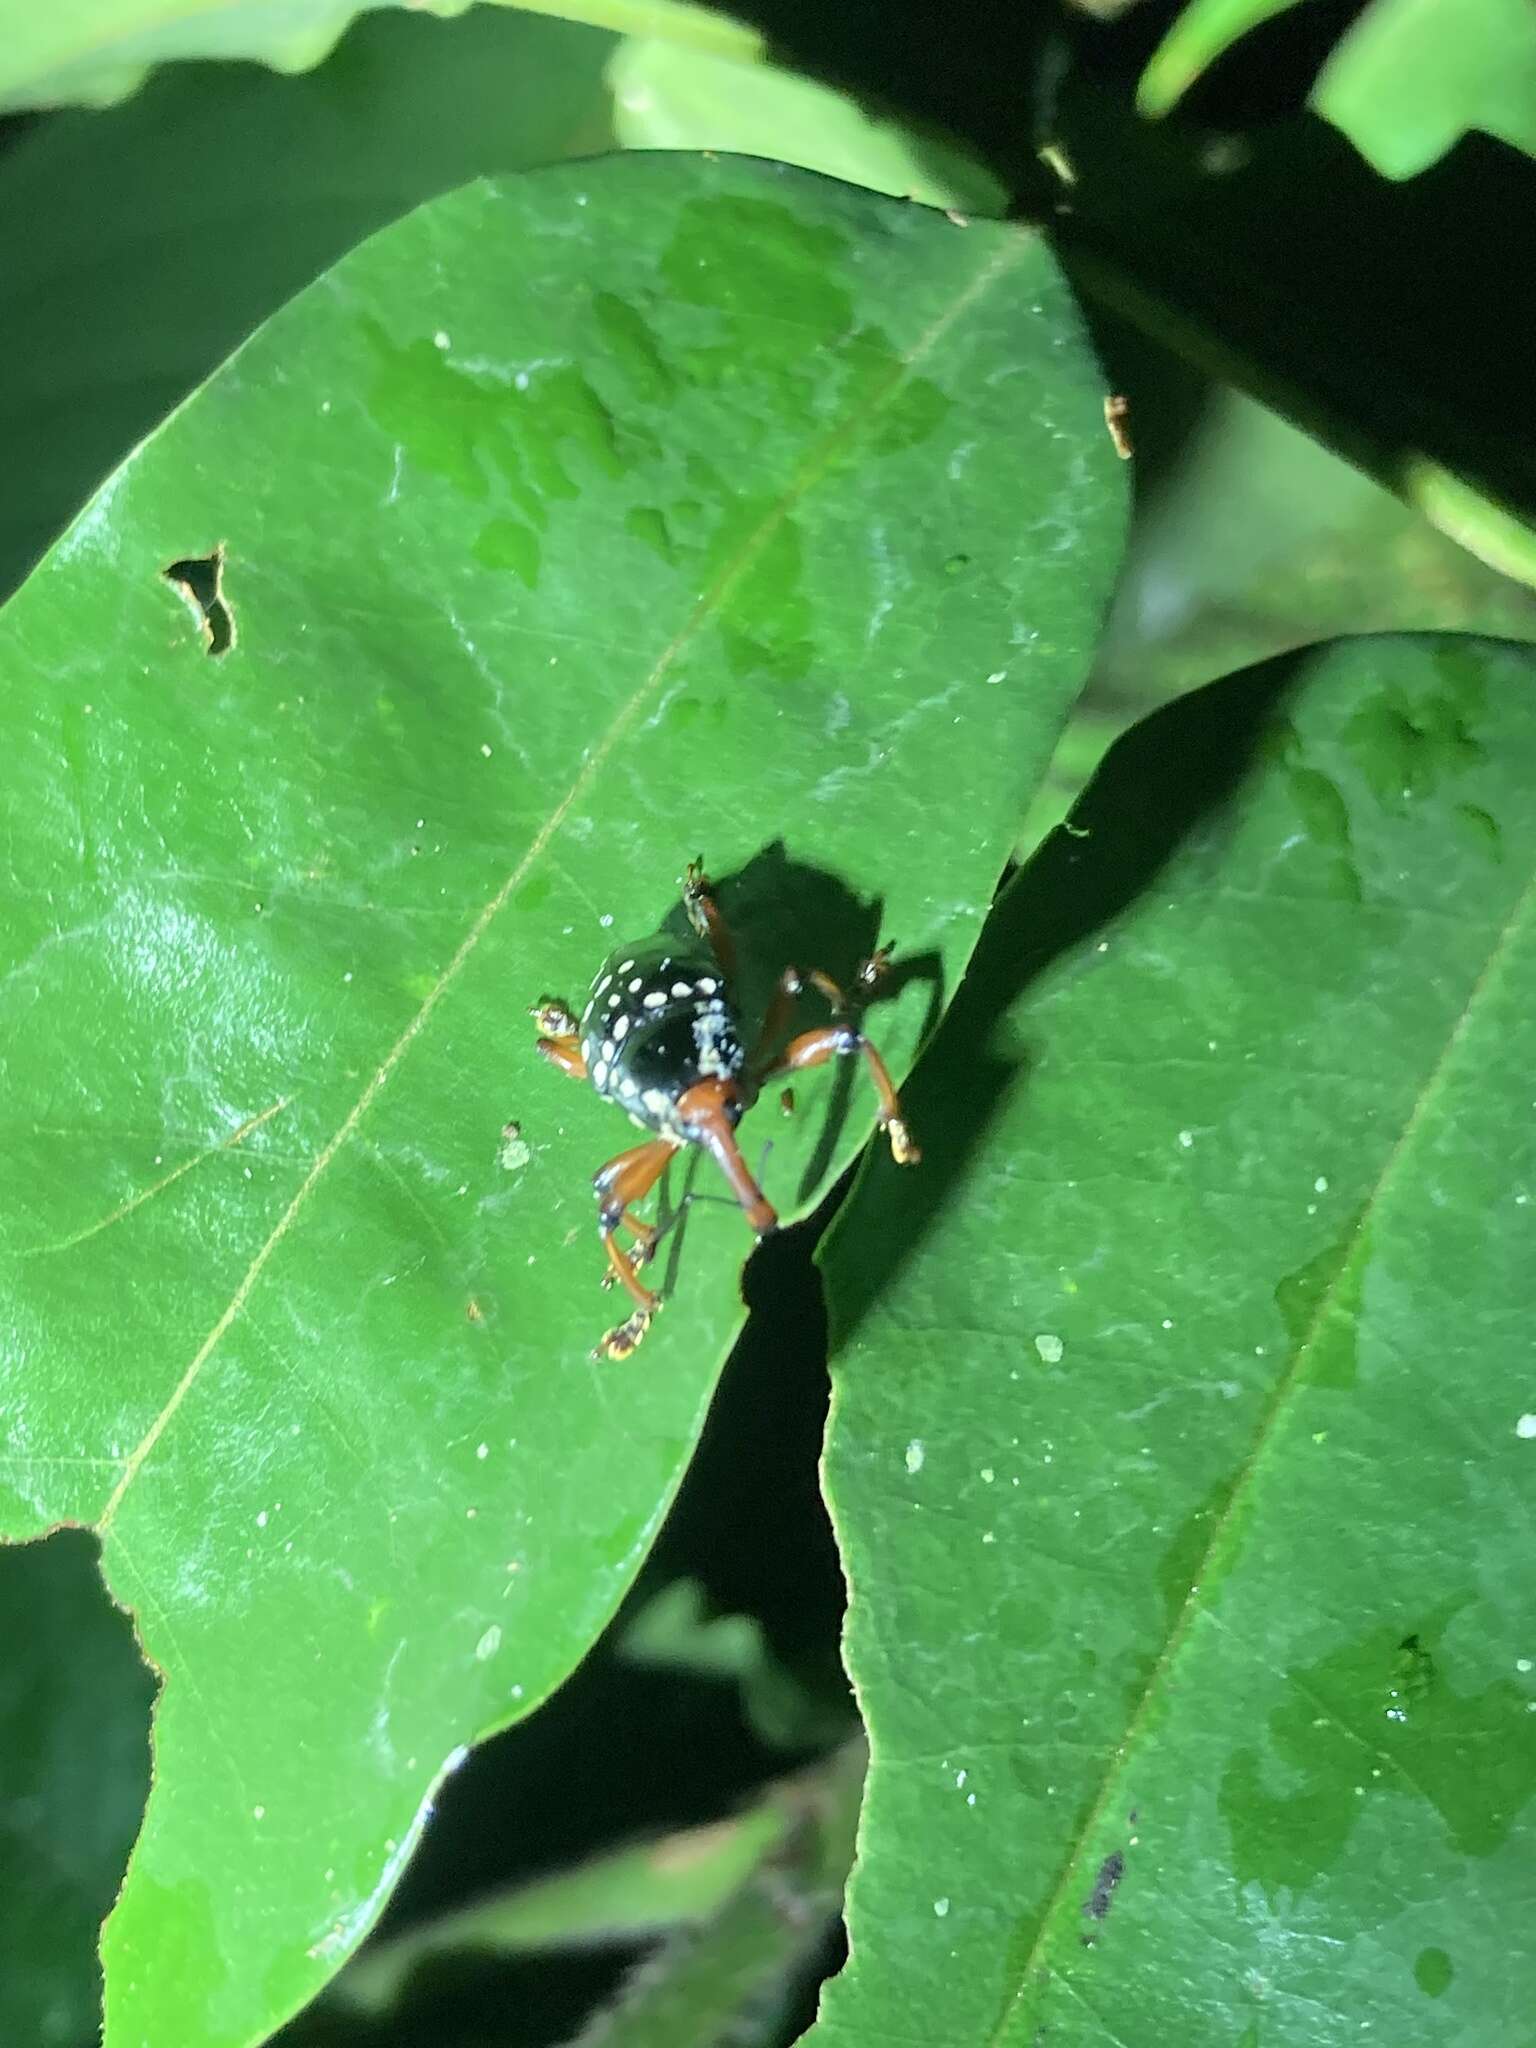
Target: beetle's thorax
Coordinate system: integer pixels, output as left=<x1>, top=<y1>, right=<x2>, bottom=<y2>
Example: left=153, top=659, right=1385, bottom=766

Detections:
left=579, top=940, right=747, bottom=1143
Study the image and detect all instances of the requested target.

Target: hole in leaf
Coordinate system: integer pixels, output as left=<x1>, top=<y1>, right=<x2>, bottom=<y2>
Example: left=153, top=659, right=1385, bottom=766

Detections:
left=163, top=544, right=236, bottom=655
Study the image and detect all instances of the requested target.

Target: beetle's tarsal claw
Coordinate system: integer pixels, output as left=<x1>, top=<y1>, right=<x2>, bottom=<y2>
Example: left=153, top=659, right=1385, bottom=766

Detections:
left=886, top=1117, right=921, bottom=1166
left=593, top=1304, right=657, bottom=1361
left=683, top=861, right=713, bottom=937
left=859, top=945, right=895, bottom=989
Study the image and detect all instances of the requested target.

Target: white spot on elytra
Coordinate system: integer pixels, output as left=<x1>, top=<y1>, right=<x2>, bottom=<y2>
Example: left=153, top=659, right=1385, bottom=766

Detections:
left=613, top=1014, right=631, bottom=1041
left=671, top=981, right=693, bottom=998
left=592, top=1061, right=609, bottom=1088
left=643, top=990, right=667, bottom=1008
left=628, top=977, right=643, bottom=992
left=1034, top=1333, right=1064, bottom=1364
left=697, top=976, right=717, bottom=993
left=617, top=960, right=634, bottom=974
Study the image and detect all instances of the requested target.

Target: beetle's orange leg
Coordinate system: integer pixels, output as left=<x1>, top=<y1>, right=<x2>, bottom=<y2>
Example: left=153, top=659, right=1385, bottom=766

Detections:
left=749, top=947, right=896, bottom=1065
left=534, top=1033, right=587, bottom=1080
left=755, top=1009, right=920, bottom=1166
left=683, top=859, right=739, bottom=982
left=592, top=1138, right=676, bottom=1358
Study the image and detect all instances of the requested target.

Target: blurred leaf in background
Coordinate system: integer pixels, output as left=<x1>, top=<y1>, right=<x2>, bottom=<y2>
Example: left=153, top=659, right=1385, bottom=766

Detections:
left=1138, top=0, right=1536, bottom=178
left=608, top=35, right=1005, bottom=213
left=0, top=0, right=758, bottom=113
left=619, top=1579, right=852, bottom=1750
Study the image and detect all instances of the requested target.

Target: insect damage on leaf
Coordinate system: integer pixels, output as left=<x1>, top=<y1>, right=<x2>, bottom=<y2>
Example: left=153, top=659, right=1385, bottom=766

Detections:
left=162, top=543, right=236, bottom=655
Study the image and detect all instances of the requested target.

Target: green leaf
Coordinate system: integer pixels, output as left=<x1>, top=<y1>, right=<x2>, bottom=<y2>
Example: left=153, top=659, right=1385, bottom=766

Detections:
left=0, top=5, right=616, bottom=601
left=331, top=1781, right=799, bottom=2012
left=1136, top=0, right=1305, bottom=117
left=619, top=1578, right=852, bottom=1747
left=608, top=36, right=1005, bottom=215
left=0, top=0, right=757, bottom=113
left=561, top=1743, right=862, bottom=2048
left=1139, top=0, right=1536, bottom=178
left=0, top=155, right=1124, bottom=2046
left=813, top=636, right=1536, bottom=2045
left=1317, top=0, right=1536, bottom=181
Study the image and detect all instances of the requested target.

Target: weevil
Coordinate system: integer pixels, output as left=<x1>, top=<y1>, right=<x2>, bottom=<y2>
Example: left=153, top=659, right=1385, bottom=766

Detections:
left=531, top=861, right=919, bottom=1360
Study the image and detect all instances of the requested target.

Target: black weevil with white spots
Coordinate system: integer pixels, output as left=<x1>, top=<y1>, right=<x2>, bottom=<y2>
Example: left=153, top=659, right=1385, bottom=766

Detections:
left=531, top=860, right=919, bottom=1360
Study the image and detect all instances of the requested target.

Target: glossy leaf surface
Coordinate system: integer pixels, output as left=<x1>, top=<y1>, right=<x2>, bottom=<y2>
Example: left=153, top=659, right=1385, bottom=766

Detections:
left=0, top=155, right=1123, bottom=2046
left=815, top=637, right=1536, bottom=2047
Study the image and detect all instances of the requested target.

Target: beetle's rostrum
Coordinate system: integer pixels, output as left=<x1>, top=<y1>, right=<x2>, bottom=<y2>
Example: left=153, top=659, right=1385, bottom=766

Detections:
left=531, top=860, right=919, bottom=1360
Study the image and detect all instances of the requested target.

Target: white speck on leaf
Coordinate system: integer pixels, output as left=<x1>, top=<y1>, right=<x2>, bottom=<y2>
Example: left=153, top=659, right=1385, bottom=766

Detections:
left=1034, top=1333, right=1064, bottom=1365
left=1314, top=1175, right=1329, bottom=1193
left=933, top=1897, right=950, bottom=1918
left=904, top=1440, right=925, bottom=1474
left=1517, top=1414, right=1536, bottom=1440
left=475, top=1625, right=502, bottom=1661
left=1178, top=1129, right=1194, bottom=1149
left=980, top=1467, right=994, bottom=1484
left=476, top=1443, right=489, bottom=1461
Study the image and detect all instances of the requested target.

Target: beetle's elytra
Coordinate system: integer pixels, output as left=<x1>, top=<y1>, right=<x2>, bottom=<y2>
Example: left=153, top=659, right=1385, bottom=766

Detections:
left=531, top=861, right=918, bottom=1360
